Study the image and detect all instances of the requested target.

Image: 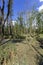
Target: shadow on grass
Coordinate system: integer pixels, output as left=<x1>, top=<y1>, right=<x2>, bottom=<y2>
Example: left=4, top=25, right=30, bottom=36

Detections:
left=0, top=36, right=25, bottom=46
left=36, top=55, right=43, bottom=65
left=12, top=39, right=24, bottom=43
left=37, top=38, right=43, bottom=49
left=38, top=58, right=43, bottom=65
left=0, top=39, right=11, bottom=46
left=12, top=35, right=26, bottom=43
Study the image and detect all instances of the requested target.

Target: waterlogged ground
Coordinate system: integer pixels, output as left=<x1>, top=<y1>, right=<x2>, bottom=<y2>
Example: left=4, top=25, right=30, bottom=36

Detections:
left=0, top=39, right=43, bottom=65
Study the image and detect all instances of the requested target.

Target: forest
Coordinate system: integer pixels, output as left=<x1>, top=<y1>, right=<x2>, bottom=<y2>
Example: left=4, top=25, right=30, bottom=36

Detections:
left=0, top=0, right=43, bottom=65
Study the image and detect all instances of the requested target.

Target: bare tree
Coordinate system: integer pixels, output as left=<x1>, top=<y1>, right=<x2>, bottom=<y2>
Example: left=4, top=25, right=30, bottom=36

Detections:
left=0, top=0, right=13, bottom=36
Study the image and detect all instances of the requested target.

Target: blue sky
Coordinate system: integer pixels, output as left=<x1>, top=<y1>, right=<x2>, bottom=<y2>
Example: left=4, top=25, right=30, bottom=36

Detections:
left=13, top=0, right=43, bottom=20
left=0, top=0, right=43, bottom=20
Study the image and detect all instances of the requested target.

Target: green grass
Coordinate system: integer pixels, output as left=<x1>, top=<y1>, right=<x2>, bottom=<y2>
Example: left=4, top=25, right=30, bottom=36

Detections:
left=0, top=36, right=43, bottom=65
left=0, top=42, right=16, bottom=65
left=39, top=34, right=43, bottom=38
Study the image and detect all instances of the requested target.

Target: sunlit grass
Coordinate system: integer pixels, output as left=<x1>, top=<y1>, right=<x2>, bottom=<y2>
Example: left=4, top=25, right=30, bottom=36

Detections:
left=39, top=34, right=43, bottom=38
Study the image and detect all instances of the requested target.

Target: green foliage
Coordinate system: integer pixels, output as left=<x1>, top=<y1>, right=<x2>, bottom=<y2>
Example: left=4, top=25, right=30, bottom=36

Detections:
left=36, top=12, right=43, bottom=34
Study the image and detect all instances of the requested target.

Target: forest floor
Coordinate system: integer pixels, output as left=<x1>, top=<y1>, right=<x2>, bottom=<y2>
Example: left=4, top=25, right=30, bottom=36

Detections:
left=0, top=34, right=43, bottom=65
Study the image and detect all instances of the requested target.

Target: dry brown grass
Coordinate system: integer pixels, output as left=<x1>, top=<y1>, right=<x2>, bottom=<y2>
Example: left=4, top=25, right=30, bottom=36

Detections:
left=0, top=39, right=41, bottom=65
